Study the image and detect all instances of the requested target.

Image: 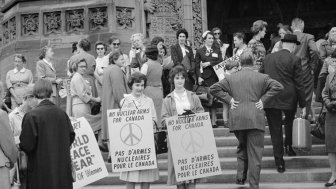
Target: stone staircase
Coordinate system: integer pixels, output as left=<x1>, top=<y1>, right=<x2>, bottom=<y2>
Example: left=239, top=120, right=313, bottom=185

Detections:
left=88, top=103, right=329, bottom=188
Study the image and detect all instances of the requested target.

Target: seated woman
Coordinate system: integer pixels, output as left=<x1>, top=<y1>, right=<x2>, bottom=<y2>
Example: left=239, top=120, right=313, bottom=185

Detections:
left=161, top=65, right=204, bottom=189
left=119, top=72, right=159, bottom=189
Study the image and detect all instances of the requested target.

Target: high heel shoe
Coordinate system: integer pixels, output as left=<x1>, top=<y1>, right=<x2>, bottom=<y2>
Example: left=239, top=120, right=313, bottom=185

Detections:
left=325, top=179, right=336, bottom=187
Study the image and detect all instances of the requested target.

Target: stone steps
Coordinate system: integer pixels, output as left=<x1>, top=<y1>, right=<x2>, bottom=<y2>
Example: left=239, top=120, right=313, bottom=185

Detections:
left=84, top=183, right=328, bottom=189
left=104, top=156, right=329, bottom=172
left=90, top=167, right=331, bottom=185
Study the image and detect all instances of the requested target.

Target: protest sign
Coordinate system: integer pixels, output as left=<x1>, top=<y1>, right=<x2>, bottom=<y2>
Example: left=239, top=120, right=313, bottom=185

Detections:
left=213, top=61, right=225, bottom=80
left=166, top=112, right=222, bottom=182
left=108, top=106, right=157, bottom=172
left=70, top=117, right=108, bottom=189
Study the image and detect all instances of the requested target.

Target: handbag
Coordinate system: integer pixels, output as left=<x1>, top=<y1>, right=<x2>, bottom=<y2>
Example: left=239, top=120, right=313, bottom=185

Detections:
left=181, top=55, right=191, bottom=71
left=71, top=160, right=76, bottom=182
left=310, top=103, right=325, bottom=140
left=153, top=121, right=168, bottom=154
left=18, top=150, right=27, bottom=172
left=192, top=84, right=214, bottom=107
left=11, top=163, right=21, bottom=189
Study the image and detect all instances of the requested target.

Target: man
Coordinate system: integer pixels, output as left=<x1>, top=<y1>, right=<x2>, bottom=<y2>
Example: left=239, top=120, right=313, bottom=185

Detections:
left=291, top=18, right=319, bottom=119
left=210, top=50, right=283, bottom=189
left=260, top=34, right=307, bottom=173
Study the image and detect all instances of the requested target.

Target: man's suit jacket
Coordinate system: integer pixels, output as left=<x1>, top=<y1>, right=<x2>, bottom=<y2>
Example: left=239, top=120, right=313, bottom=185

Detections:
left=0, top=109, right=18, bottom=168
left=210, top=68, right=283, bottom=131
left=195, top=46, right=223, bottom=80
left=292, top=31, right=319, bottom=78
left=170, top=43, right=195, bottom=71
left=261, top=49, right=306, bottom=110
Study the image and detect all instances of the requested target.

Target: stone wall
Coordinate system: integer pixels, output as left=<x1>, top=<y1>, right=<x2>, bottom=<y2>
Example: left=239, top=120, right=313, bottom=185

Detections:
left=0, top=0, right=207, bottom=82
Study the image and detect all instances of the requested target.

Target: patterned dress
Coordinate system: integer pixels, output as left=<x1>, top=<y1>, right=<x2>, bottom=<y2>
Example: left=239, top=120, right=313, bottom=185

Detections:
left=248, top=38, right=266, bottom=71
left=119, top=94, right=159, bottom=182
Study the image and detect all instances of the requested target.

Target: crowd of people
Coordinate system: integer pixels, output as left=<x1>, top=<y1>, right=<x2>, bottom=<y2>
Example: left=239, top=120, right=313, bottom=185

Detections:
left=1, top=16, right=336, bottom=189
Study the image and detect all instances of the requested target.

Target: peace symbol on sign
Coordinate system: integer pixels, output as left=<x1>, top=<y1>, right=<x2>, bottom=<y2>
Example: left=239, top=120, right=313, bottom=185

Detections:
left=181, top=130, right=204, bottom=154
left=120, top=123, right=143, bottom=146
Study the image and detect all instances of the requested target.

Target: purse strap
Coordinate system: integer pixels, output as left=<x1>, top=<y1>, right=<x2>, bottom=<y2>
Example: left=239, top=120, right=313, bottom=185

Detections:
left=319, top=102, right=325, bottom=116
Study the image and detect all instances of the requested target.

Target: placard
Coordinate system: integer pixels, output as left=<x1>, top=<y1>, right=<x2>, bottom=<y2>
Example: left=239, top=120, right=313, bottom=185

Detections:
left=166, top=112, right=222, bottom=182
left=213, top=61, right=225, bottom=80
left=70, top=117, right=108, bottom=189
left=108, top=107, right=157, bottom=172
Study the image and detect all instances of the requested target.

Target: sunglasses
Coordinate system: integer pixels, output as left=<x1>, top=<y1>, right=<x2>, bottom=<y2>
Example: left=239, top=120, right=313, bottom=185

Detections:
left=113, top=43, right=120, bottom=46
left=214, top=32, right=221, bottom=35
left=97, top=48, right=104, bottom=50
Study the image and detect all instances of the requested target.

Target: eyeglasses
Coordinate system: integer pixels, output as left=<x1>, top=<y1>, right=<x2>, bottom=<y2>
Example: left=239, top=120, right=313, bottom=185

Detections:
left=23, top=94, right=34, bottom=100
left=113, top=43, right=120, bottom=46
left=214, top=33, right=221, bottom=35
left=97, top=48, right=104, bottom=50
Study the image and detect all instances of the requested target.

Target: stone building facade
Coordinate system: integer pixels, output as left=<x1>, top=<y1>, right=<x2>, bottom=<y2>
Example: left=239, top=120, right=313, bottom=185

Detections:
left=0, top=0, right=207, bottom=81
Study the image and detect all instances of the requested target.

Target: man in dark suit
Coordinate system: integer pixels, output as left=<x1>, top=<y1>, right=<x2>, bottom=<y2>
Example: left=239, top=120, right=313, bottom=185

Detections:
left=210, top=50, right=283, bottom=189
left=291, top=18, right=319, bottom=120
left=260, top=34, right=307, bottom=173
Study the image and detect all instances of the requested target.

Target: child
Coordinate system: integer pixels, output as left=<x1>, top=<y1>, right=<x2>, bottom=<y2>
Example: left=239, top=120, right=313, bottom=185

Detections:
left=222, top=59, right=241, bottom=128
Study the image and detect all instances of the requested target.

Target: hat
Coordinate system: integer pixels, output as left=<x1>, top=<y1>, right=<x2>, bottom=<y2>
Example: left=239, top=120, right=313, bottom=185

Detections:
left=22, top=84, right=34, bottom=98
left=202, top=31, right=211, bottom=39
left=281, top=34, right=301, bottom=45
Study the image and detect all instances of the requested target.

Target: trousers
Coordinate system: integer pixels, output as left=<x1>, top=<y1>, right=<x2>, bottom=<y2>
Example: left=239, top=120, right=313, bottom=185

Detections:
left=234, top=129, right=264, bottom=189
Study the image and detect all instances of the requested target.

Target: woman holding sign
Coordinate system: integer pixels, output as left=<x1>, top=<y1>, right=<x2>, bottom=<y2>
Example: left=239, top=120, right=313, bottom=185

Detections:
left=119, top=72, right=159, bottom=189
left=161, top=65, right=204, bottom=189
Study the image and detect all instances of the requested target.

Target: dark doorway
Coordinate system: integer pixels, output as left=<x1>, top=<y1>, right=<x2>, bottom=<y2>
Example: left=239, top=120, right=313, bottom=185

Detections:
left=207, top=0, right=336, bottom=54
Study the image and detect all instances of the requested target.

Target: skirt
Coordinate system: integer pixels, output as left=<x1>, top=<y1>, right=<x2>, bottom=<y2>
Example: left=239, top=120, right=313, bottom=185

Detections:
left=325, top=111, right=336, bottom=152
left=120, top=168, right=159, bottom=182
left=144, top=86, right=163, bottom=128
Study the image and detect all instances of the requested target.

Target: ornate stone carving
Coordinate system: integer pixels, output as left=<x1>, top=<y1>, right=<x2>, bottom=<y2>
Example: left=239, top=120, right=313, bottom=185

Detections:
left=2, top=21, right=10, bottom=44
left=116, top=7, right=135, bottom=30
left=44, top=11, right=62, bottom=35
left=192, top=0, right=202, bottom=48
left=21, top=13, right=39, bottom=36
left=66, top=9, right=84, bottom=32
left=149, top=0, right=183, bottom=48
left=89, top=7, right=108, bottom=31
left=3, top=17, right=17, bottom=43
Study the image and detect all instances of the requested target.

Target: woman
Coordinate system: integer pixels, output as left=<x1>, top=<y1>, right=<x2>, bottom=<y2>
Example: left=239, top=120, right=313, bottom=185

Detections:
left=170, top=28, right=195, bottom=90
left=71, top=58, right=101, bottom=118
left=322, top=72, right=336, bottom=187
left=101, top=51, right=130, bottom=156
left=232, top=32, right=247, bottom=57
left=271, top=24, right=292, bottom=53
left=94, top=41, right=109, bottom=97
left=19, top=79, right=75, bottom=189
left=36, top=46, right=62, bottom=104
left=129, top=33, right=147, bottom=72
left=161, top=65, right=204, bottom=189
left=6, top=54, right=34, bottom=108
left=0, top=81, right=18, bottom=189
left=119, top=72, right=159, bottom=189
left=108, top=37, right=131, bottom=78
left=160, top=45, right=174, bottom=97
left=195, top=31, right=223, bottom=128
left=247, top=20, right=267, bottom=71
left=8, top=84, right=36, bottom=187
left=141, top=45, right=163, bottom=129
